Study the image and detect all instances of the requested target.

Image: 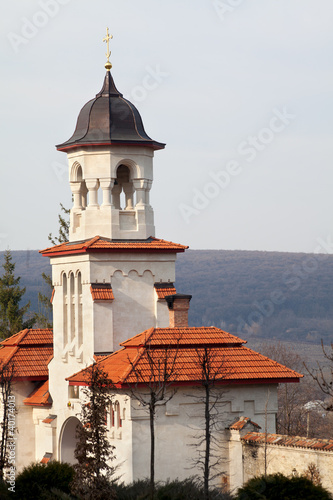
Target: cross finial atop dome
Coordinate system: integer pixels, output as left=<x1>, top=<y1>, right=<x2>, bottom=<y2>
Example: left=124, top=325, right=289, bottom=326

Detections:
left=103, top=27, right=113, bottom=71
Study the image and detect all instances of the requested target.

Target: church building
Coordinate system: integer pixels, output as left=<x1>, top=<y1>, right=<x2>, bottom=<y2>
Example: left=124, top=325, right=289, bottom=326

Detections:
left=0, top=34, right=302, bottom=492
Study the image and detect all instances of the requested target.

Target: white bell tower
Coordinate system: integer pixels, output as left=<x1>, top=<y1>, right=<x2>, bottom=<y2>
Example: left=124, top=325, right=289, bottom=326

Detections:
left=56, top=39, right=164, bottom=242
left=42, top=31, right=187, bottom=424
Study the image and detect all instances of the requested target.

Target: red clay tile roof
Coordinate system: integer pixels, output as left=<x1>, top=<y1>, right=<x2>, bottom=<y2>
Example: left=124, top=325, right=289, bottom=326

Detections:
left=40, top=453, right=52, bottom=464
left=242, top=432, right=333, bottom=452
left=90, top=284, right=114, bottom=301
left=0, top=329, right=53, bottom=381
left=24, top=380, right=52, bottom=407
left=40, top=236, right=188, bottom=257
left=42, top=415, right=57, bottom=424
left=229, top=416, right=261, bottom=430
left=67, top=327, right=302, bottom=387
left=154, top=283, right=177, bottom=299
left=120, top=327, right=246, bottom=347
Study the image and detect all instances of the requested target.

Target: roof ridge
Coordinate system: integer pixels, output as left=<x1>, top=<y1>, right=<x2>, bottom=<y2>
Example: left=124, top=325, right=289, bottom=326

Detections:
left=1, top=329, right=29, bottom=346
left=120, top=327, right=155, bottom=347
left=121, top=346, right=146, bottom=384
left=84, top=235, right=101, bottom=249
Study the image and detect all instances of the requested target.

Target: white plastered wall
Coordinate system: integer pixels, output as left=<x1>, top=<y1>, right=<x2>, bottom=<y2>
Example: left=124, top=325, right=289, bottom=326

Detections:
left=111, top=383, right=278, bottom=486
left=10, top=381, right=36, bottom=471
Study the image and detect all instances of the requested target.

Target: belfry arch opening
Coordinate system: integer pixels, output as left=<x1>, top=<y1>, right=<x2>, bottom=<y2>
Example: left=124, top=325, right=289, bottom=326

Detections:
left=60, top=416, right=81, bottom=464
left=114, top=164, right=135, bottom=210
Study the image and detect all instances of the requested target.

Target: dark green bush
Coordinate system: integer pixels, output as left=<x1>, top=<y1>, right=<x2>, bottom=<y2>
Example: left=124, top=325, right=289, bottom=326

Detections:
left=0, top=479, right=11, bottom=499
left=114, top=478, right=152, bottom=499
left=14, top=461, right=75, bottom=500
left=156, top=478, right=233, bottom=500
left=114, top=477, right=233, bottom=500
left=236, top=473, right=333, bottom=500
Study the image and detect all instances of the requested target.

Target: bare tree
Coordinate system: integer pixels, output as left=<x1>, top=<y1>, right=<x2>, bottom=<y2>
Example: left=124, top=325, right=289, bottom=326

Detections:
left=0, top=360, right=15, bottom=481
left=190, top=347, right=230, bottom=500
left=126, top=340, right=180, bottom=500
left=257, top=342, right=321, bottom=436
left=303, top=462, right=322, bottom=486
left=305, top=341, right=333, bottom=412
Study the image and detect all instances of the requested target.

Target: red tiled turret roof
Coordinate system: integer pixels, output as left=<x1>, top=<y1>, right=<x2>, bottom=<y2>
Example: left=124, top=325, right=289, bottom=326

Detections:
left=0, top=329, right=53, bottom=381
left=40, top=236, right=188, bottom=257
left=67, top=327, right=302, bottom=387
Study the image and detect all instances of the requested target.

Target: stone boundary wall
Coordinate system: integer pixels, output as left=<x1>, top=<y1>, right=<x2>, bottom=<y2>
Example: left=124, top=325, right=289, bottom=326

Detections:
left=241, top=433, right=333, bottom=494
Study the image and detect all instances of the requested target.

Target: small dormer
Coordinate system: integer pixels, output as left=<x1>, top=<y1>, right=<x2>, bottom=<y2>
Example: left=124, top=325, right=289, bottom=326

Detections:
left=56, top=45, right=165, bottom=242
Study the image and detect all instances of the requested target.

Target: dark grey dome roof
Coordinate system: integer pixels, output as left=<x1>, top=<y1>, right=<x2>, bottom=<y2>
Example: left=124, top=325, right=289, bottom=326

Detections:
left=56, top=71, right=165, bottom=152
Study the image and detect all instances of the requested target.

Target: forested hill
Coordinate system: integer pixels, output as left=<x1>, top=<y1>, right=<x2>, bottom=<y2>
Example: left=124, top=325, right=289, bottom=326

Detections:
left=1, top=249, right=333, bottom=345
left=176, top=250, right=333, bottom=345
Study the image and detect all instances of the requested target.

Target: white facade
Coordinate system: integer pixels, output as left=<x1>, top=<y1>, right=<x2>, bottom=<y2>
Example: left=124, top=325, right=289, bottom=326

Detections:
left=113, top=384, right=278, bottom=486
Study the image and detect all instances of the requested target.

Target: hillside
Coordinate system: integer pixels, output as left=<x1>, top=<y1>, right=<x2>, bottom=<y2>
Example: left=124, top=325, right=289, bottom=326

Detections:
left=1, top=248, right=333, bottom=345
left=176, top=249, right=333, bottom=344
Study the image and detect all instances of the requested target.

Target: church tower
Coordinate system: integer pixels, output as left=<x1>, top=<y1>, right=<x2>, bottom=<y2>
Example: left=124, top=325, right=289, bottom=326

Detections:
left=41, top=32, right=187, bottom=407
left=56, top=61, right=165, bottom=242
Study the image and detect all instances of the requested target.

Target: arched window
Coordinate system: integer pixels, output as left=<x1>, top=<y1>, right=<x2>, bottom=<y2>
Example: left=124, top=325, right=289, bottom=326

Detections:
left=69, top=272, right=75, bottom=342
left=114, top=401, right=122, bottom=428
left=110, top=403, right=115, bottom=428
left=77, top=272, right=83, bottom=347
left=63, top=273, right=68, bottom=347
left=114, top=165, right=134, bottom=210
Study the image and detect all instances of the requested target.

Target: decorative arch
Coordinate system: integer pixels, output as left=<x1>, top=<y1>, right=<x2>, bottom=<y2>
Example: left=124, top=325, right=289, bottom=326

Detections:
left=142, top=269, right=154, bottom=280
left=70, top=161, right=83, bottom=182
left=59, top=416, right=81, bottom=464
left=114, top=158, right=138, bottom=179
left=61, top=271, right=67, bottom=286
left=128, top=269, right=140, bottom=279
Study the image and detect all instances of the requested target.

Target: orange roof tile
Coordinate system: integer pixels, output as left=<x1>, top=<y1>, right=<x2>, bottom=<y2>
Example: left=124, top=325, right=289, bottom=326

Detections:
left=242, top=432, right=333, bottom=452
left=0, top=329, right=53, bottom=381
left=42, top=415, right=57, bottom=424
left=1, top=328, right=53, bottom=346
left=40, top=236, right=188, bottom=257
left=40, top=453, right=52, bottom=464
left=90, top=284, right=114, bottom=301
left=229, top=416, right=261, bottom=430
left=154, top=283, right=177, bottom=299
left=67, top=327, right=302, bottom=387
left=120, top=327, right=246, bottom=348
left=24, top=380, right=52, bottom=407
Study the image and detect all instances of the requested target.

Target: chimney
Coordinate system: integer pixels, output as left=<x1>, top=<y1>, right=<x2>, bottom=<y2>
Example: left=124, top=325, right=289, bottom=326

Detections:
left=165, top=294, right=192, bottom=328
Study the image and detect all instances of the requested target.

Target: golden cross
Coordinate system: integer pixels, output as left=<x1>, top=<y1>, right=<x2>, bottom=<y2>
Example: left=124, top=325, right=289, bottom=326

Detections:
left=103, top=27, right=113, bottom=69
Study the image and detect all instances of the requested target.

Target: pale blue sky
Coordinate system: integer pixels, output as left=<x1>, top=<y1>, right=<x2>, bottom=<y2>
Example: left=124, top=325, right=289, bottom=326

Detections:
left=1, top=0, right=333, bottom=252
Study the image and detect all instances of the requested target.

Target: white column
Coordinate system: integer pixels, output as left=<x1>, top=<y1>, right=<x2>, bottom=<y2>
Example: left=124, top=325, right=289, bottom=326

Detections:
left=85, top=179, right=99, bottom=208
left=145, top=180, right=153, bottom=207
left=112, top=184, right=122, bottom=210
left=70, top=181, right=83, bottom=210
left=100, top=178, right=114, bottom=207
left=123, top=182, right=134, bottom=210
left=133, top=179, right=148, bottom=209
